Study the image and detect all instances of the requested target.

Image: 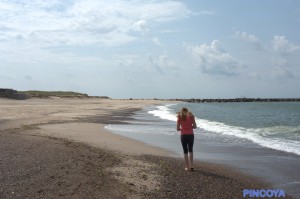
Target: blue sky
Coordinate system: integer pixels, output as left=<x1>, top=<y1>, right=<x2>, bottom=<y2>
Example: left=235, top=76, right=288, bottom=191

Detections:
left=1, top=0, right=300, bottom=98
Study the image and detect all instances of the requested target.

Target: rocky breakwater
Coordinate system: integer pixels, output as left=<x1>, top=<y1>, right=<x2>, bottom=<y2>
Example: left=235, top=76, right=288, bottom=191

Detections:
left=158, top=98, right=300, bottom=103
left=0, top=88, right=29, bottom=100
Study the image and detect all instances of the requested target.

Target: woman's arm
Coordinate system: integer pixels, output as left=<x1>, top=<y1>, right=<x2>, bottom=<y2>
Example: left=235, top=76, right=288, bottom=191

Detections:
left=177, top=120, right=181, bottom=131
left=192, top=117, right=197, bottom=129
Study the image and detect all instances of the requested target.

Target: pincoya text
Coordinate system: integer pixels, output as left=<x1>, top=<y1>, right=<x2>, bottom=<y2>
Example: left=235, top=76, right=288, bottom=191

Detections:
left=243, top=189, right=285, bottom=198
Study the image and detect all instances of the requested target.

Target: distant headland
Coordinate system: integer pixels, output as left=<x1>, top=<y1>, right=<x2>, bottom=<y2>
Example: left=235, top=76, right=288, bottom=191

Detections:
left=0, top=88, right=109, bottom=100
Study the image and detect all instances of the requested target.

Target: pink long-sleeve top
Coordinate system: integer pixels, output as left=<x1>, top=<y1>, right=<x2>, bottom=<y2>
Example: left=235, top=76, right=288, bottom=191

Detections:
left=177, top=115, right=195, bottom=135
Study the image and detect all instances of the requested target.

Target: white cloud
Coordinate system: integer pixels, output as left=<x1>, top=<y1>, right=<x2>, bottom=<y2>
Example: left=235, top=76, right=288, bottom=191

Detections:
left=0, top=0, right=193, bottom=47
left=270, top=36, right=300, bottom=79
left=158, top=55, right=177, bottom=70
left=235, top=31, right=259, bottom=43
left=233, top=32, right=300, bottom=80
left=271, top=57, right=289, bottom=68
left=270, top=57, right=299, bottom=79
left=147, top=54, right=177, bottom=75
left=147, top=54, right=165, bottom=75
left=186, top=40, right=244, bottom=76
left=151, top=37, right=162, bottom=46
left=235, top=31, right=263, bottom=50
left=272, top=35, right=300, bottom=54
left=133, top=20, right=149, bottom=32
left=133, top=20, right=162, bottom=46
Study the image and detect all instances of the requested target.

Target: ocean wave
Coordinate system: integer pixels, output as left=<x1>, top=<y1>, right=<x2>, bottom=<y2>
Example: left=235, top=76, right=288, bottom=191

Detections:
left=252, top=125, right=300, bottom=137
left=198, top=118, right=300, bottom=155
left=148, top=105, right=177, bottom=121
left=149, top=104, right=300, bottom=156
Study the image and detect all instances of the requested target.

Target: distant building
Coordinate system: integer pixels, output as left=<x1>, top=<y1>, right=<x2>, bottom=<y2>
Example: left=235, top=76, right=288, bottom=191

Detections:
left=0, top=88, right=29, bottom=100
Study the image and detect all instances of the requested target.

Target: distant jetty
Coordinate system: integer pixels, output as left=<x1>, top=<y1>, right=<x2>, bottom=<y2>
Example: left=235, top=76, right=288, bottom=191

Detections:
left=156, top=98, right=300, bottom=103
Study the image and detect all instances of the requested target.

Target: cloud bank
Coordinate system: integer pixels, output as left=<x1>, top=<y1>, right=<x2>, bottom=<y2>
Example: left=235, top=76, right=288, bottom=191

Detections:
left=272, top=35, right=300, bottom=55
left=234, top=31, right=300, bottom=80
left=186, top=40, right=244, bottom=76
left=0, top=0, right=192, bottom=47
left=235, top=31, right=263, bottom=50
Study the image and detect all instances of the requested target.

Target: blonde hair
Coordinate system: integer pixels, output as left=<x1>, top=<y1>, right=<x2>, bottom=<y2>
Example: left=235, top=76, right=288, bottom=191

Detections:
left=178, top=107, right=189, bottom=121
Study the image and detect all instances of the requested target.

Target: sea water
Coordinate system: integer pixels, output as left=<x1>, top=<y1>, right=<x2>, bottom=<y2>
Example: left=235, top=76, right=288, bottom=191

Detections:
left=106, top=102, right=300, bottom=198
left=106, top=102, right=300, bottom=156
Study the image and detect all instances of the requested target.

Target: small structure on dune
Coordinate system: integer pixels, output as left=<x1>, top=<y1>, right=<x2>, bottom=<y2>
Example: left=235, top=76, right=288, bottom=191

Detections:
left=0, top=88, right=29, bottom=100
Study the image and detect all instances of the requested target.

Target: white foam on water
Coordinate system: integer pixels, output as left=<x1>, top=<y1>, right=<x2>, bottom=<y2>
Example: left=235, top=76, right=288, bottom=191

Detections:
left=252, top=125, right=300, bottom=137
left=148, top=105, right=177, bottom=121
left=149, top=104, right=300, bottom=156
left=197, top=118, right=300, bottom=155
left=105, top=124, right=177, bottom=136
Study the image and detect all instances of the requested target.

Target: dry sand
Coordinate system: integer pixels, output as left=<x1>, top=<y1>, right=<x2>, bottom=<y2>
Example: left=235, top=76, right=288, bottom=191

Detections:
left=0, top=98, right=161, bottom=130
left=0, top=98, right=291, bottom=199
left=1, top=97, right=173, bottom=155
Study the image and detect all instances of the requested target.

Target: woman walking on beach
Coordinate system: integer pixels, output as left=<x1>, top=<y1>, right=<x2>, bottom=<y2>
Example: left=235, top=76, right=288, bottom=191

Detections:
left=177, top=107, right=197, bottom=171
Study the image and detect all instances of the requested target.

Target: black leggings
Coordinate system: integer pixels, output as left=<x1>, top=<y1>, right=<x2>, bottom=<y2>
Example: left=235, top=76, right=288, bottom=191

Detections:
left=181, top=134, right=194, bottom=154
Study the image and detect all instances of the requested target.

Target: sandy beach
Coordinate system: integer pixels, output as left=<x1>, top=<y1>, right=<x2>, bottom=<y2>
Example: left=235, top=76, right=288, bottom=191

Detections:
left=0, top=98, right=292, bottom=198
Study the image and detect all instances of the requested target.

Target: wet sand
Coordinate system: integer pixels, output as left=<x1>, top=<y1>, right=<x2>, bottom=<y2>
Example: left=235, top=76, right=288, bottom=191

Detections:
left=0, top=98, right=293, bottom=198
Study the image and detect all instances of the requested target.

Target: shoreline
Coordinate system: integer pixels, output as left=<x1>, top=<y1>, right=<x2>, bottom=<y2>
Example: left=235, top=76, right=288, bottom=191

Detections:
left=108, top=102, right=300, bottom=198
left=0, top=98, right=293, bottom=198
left=35, top=122, right=174, bottom=157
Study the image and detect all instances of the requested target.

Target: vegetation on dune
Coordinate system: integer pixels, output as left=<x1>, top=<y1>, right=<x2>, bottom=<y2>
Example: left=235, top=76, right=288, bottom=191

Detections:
left=19, top=90, right=89, bottom=98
